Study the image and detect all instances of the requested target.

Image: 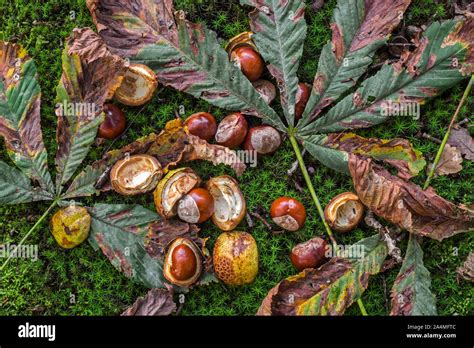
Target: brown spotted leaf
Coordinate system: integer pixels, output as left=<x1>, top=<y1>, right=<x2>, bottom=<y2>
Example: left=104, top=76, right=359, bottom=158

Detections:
left=390, top=235, right=437, bottom=315
left=349, top=154, right=474, bottom=241
left=299, top=18, right=474, bottom=135
left=456, top=252, right=474, bottom=282
left=0, top=42, right=54, bottom=194
left=87, top=0, right=284, bottom=130
left=262, top=234, right=387, bottom=315
left=298, top=0, right=411, bottom=128
left=448, top=126, right=474, bottom=161
left=121, top=288, right=176, bottom=316
left=242, top=0, right=307, bottom=125
left=55, top=28, right=127, bottom=193
left=430, top=143, right=463, bottom=176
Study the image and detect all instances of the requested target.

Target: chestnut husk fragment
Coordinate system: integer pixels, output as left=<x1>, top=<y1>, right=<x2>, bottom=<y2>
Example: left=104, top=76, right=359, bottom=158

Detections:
left=114, top=63, right=158, bottom=106
left=324, top=192, right=364, bottom=233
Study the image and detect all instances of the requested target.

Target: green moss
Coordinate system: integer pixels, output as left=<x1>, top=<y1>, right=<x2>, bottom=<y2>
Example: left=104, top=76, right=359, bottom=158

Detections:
left=0, top=0, right=472, bottom=316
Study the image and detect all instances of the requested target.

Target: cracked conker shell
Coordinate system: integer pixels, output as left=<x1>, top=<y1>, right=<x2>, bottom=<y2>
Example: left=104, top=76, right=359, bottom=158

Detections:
left=295, top=83, right=310, bottom=121
left=154, top=168, right=201, bottom=219
left=290, top=237, right=328, bottom=271
left=243, top=125, right=282, bottom=155
left=99, top=104, right=127, bottom=140
left=177, top=187, right=215, bottom=224
left=253, top=79, right=277, bottom=105
left=213, top=231, right=258, bottom=285
left=50, top=206, right=91, bottom=249
left=164, top=237, right=202, bottom=287
left=231, top=46, right=265, bottom=82
left=270, top=197, right=306, bottom=231
left=206, top=176, right=246, bottom=231
left=114, top=63, right=158, bottom=106
left=184, top=112, right=217, bottom=142
left=110, top=154, right=162, bottom=196
left=324, top=192, right=364, bottom=233
left=215, top=113, right=248, bottom=149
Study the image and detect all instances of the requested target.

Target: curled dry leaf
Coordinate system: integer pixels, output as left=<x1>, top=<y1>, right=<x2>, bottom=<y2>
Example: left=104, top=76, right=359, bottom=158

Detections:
left=448, top=126, right=474, bottom=161
left=456, top=252, right=474, bottom=282
left=260, top=234, right=387, bottom=315
left=349, top=154, right=474, bottom=241
left=121, top=288, right=176, bottom=316
left=429, top=143, right=463, bottom=177
left=55, top=28, right=127, bottom=192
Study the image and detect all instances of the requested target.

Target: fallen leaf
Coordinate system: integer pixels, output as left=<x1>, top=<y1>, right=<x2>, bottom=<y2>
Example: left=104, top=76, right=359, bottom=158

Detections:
left=121, top=288, right=176, bottom=316
left=349, top=154, right=474, bottom=241
left=430, top=144, right=463, bottom=176
left=456, top=252, right=474, bottom=282
left=448, top=126, right=474, bottom=161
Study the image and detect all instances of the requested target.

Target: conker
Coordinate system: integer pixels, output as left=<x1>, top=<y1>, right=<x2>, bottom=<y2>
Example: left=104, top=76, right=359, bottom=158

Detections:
left=243, top=125, right=281, bottom=155
left=178, top=187, right=215, bottom=224
left=295, top=83, right=310, bottom=121
left=290, top=237, right=328, bottom=271
left=231, top=46, right=265, bottom=82
left=163, top=237, right=202, bottom=287
left=215, top=113, right=248, bottom=149
left=98, top=104, right=127, bottom=140
left=270, top=196, right=306, bottom=231
left=184, top=112, right=217, bottom=142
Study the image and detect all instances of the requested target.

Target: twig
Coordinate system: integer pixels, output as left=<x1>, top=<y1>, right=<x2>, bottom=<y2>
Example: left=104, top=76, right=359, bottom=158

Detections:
left=245, top=212, right=254, bottom=229
left=421, top=133, right=442, bottom=144
left=424, top=75, right=474, bottom=189
left=456, top=118, right=471, bottom=127
left=287, top=149, right=306, bottom=176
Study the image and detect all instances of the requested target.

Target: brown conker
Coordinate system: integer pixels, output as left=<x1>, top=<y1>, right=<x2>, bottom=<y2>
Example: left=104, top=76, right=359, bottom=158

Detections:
left=295, top=83, right=310, bottom=121
left=290, top=237, right=328, bottom=271
left=163, top=237, right=202, bottom=287
left=98, top=104, right=127, bottom=140
left=170, top=244, right=198, bottom=281
left=270, top=197, right=306, bottom=231
left=177, top=187, right=215, bottom=224
left=184, top=112, right=217, bottom=142
left=231, top=46, right=265, bottom=82
left=243, top=125, right=282, bottom=155
left=215, top=113, right=248, bottom=149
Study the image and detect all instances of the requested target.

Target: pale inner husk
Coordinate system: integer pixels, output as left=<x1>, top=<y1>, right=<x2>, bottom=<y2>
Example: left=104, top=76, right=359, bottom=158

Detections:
left=335, top=200, right=359, bottom=227
left=177, top=195, right=200, bottom=224
left=208, top=179, right=245, bottom=230
left=162, top=172, right=200, bottom=216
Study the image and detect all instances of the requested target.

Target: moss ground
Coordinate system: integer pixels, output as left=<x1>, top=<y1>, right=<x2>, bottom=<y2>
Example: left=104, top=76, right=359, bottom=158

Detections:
left=0, top=0, right=472, bottom=316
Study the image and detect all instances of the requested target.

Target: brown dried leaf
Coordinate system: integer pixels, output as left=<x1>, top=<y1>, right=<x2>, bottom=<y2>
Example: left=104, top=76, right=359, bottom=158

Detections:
left=430, top=144, right=463, bottom=176
left=448, top=126, right=474, bottom=161
left=456, top=252, right=474, bottom=282
left=256, top=284, right=280, bottom=316
left=121, top=288, right=176, bottom=316
left=349, top=154, right=474, bottom=241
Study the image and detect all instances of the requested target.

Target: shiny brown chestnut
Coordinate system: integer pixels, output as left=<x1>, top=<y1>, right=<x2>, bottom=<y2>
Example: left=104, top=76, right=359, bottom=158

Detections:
left=290, top=237, right=328, bottom=271
left=324, top=192, right=364, bottom=233
left=270, top=197, right=306, bottom=231
left=184, top=112, right=217, bottom=142
left=177, top=187, right=215, bottom=224
left=243, top=125, right=281, bottom=155
left=99, top=104, right=127, bottom=140
left=215, top=113, right=248, bottom=149
left=163, top=237, right=202, bottom=287
left=231, top=46, right=265, bottom=82
left=295, top=83, right=310, bottom=121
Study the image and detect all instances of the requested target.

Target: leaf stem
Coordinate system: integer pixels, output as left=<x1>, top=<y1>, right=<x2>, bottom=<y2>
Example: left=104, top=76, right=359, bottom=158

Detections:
left=0, top=200, right=59, bottom=272
left=423, top=75, right=474, bottom=190
left=289, top=135, right=368, bottom=316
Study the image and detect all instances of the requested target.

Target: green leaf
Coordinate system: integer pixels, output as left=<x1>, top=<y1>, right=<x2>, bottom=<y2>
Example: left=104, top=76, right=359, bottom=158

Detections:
left=242, top=0, right=307, bottom=126
left=300, top=19, right=474, bottom=134
left=87, top=0, right=285, bottom=130
left=0, top=42, right=54, bottom=193
left=263, top=234, right=388, bottom=315
left=0, top=160, right=51, bottom=204
left=301, top=132, right=426, bottom=179
left=298, top=0, right=411, bottom=128
left=390, top=235, right=437, bottom=315
left=55, top=28, right=127, bottom=193
left=88, top=204, right=168, bottom=289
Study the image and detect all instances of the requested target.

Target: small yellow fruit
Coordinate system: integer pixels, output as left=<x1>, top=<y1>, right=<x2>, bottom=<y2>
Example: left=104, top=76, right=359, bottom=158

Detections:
left=213, top=231, right=258, bottom=285
left=50, top=206, right=91, bottom=249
